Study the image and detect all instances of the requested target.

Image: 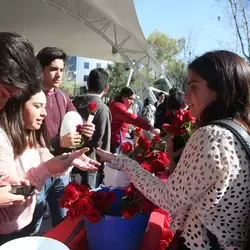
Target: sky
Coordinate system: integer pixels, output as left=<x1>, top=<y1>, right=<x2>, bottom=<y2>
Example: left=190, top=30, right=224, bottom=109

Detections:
left=134, top=0, right=238, bottom=57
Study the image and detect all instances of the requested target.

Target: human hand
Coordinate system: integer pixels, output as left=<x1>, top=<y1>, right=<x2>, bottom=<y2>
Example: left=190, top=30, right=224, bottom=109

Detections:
left=60, top=132, right=82, bottom=148
left=96, top=148, right=117, bottom=163
left=0, top=175, right=30, bottom=186
left=0, top=185, right=26, bottom=207
left=45, top=148, right=101, bottom=175
left=81, top=122, right=95, bottom=139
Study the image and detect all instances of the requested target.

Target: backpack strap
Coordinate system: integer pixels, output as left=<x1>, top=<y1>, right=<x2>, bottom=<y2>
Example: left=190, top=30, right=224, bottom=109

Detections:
left=208, top=118, right=250, bottom=249
left=210, top=119, right=250, bottom=159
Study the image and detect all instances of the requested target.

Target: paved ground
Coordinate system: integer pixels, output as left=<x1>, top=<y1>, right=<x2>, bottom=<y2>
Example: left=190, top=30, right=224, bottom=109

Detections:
left=36, top=216, right=52, bottom=236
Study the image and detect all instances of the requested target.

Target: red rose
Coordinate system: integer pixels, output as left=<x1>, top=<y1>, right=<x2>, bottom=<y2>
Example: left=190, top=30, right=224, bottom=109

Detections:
left=77, top=197, right=94, bottom=215
left=157, top=152, right=169, bottom=164
left=75, top=184, right=89, bottom=197
left=185, top=110, right=196, bottom=123
left=66, top=207, right=78, bottom=219
left=86, top=209, right=102, bottom=223
left=138, top=136, right=151, bottom=151
left=60, top=198, right=72, bottom=209
left=162, top=123, right=175, bottom=134
left=134, top=127, right=142, bottom=136
left=63, top=183, right=79, bottom=203
left=173, top=111, right=185, bottom=126
left=121, top=141, right=133, bottom=153
left=152, top=135, right=161, bottom=143
left=76, top=124, right=84, bottom=134
left=122, top=205, right=138, bottom=219
left=141, top=162, right=151, bottom=172
left=96, top=199, right=109, bottom=212
left=88, top=102, right=97, bottom=113
left=151, top=160, right=166, bottom=173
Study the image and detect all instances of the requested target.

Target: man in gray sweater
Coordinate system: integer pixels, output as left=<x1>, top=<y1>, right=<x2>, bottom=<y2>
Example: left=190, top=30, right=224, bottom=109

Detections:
left=73, top=68, right=111, bottom=188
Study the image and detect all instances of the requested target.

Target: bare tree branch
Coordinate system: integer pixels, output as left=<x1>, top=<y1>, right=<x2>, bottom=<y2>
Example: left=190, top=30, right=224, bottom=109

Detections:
left=228, top=0, right=250, bottom=61
left=240, top=0, right=250, bottom=56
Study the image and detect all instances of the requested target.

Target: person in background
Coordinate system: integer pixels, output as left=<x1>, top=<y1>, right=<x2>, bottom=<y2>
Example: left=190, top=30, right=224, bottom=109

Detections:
left=109, top=86, right=159, bottom=153
left=154, top=92, right=165, bottom=108
left=141, top=98, right=156, bottom=127
left=97, top=50, right=250, bottom=249
left=141, top=98, right=157, bottom=140
left=132, top=96, right=143, bottom=116
left=0, top=32, right=40, bottom=207
left=0, top=80, right=99, bottom=245
left=164, top=88, right=189, bottom=175
left=73, top=68, right=111, bottom=188
left=154, top=92, right=167, bottom=130
left=35, top=47, right=95, bottom=230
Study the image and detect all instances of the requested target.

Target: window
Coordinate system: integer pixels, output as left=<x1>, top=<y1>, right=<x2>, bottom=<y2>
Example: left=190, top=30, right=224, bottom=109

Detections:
left=84, top=62, right=89, bottom=69
left=84, top=75, right=88, bottom=82
left=96, top=63, right=101, bottom=68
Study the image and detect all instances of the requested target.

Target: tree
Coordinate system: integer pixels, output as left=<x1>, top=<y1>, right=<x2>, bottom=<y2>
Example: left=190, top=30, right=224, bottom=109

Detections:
left=148, top=30, right=185, bottom=64
left=148, top=31, right=195, bottom=91
left=60, top=67, right=81, bottom=98
left=217, top=0, right=250, bottom=63
left=106, top=63, right=130, bottom=98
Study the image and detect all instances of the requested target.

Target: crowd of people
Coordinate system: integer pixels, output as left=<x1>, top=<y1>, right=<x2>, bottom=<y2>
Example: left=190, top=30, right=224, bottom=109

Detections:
left=0, top=31, right=249, bottom=250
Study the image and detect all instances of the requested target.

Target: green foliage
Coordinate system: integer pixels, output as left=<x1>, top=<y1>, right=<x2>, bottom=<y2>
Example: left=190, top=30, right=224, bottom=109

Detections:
left=106, top=63, right=129, bottom=98
left=148, top=31, right=190, bottom=91
left=148, top=30, right=185, bottom=63
left=61, top=70, right=81, bottom=98
left=106, top=63, right=146, bottom=98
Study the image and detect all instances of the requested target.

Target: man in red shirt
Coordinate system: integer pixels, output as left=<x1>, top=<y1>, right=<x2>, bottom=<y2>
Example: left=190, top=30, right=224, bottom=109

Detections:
left=31, top=47, right=95, bottom=233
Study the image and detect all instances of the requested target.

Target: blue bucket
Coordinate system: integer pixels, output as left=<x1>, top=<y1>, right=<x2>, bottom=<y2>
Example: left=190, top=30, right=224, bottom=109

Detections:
left=85, top=187, right=150, bottom=250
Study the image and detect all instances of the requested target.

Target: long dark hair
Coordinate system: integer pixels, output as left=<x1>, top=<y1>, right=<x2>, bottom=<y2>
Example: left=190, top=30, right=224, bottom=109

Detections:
left=0, top=63, right=50, bottom=158
left=188, top=50, right=250, bottom=130
left=0, top=32, right=39, bottom=90
left=114, top=86, right=136, bottom=103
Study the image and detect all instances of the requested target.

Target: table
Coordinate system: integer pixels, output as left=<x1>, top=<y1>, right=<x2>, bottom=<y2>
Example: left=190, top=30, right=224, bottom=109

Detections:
left=44, top=210, right=166, bottom=250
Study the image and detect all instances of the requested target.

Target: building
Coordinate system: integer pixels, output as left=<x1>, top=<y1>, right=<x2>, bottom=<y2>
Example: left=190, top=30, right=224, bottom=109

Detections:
left=67, top=56, right=112, bottom=86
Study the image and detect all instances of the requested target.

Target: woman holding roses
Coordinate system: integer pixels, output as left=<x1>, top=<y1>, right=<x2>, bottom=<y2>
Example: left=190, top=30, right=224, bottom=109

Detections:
left=109, top=86, right=159, bottom=153
left=0, top=79, right=100, bottom=244
left=98, top=50, right=250, bottom=249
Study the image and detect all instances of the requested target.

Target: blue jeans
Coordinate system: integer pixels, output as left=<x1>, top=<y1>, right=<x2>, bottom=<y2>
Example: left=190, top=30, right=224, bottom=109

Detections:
left=28, top=174, right=70, bottom=235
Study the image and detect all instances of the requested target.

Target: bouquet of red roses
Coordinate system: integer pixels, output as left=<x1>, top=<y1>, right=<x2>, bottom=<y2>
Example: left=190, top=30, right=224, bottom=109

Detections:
left=60, top=182, right=156, bottom=223
left=75, top=102, right=97, bottom=149
left=120, top=128, right=170, bottom=174
left=162, top=109, right=196, bottom=152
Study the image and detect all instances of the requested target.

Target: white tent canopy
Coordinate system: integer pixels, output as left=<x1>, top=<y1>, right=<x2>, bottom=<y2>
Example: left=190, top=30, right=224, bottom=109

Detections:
left=0, top=0, right=172, bottom=100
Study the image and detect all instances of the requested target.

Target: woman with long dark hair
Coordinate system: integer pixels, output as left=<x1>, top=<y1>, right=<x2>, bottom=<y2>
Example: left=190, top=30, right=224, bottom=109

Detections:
left=0, top=81, right=99, bottom=244
left=109, top=86, right=159, bottom=153
left=98, top=51, right=250, bottom=249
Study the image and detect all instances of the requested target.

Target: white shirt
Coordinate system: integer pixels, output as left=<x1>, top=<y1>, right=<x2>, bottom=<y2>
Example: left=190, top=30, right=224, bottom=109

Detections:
left=111, top=125, right=250, bottom=249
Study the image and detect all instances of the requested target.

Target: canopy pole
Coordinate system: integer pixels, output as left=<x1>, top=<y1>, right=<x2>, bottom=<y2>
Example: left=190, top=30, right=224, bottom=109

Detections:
left=126, top=68, right=134, bottom=86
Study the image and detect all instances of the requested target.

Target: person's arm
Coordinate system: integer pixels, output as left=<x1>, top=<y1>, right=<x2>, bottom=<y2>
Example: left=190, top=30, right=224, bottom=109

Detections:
left=97, top=126, right=237, bottom=215
left=112, top=102, right=152, bottom=131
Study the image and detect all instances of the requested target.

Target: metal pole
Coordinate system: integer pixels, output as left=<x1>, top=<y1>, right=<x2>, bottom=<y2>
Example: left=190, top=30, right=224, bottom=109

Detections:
left=126, top=68, right=134, bottom=86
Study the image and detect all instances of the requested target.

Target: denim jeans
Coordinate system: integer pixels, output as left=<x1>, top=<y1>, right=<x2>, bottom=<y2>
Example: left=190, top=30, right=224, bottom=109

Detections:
left=80, top=170, right=104, bottom=189
left=28, top=174, right=70, bottom=235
